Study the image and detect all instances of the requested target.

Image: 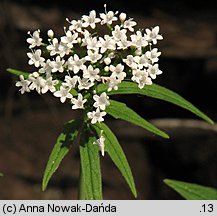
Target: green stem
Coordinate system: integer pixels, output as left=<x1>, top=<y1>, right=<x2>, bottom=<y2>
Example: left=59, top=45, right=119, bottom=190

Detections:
left=78, top=160, right=86, bottom=200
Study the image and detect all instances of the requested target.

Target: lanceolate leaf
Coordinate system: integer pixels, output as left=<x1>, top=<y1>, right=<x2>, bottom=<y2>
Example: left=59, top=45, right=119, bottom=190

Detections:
left=106, top=100, right=169, bottom=139
left=97, top=82, right=213, bottom=124
left=42, top=120, right=80, bottom=191
left=164, top=179, right=217, bottom=200
left=80, top=133, right=102, bottom=200
left=7, top=68, right=29, bottom=79
left=92, top=123, right=137, bottom=198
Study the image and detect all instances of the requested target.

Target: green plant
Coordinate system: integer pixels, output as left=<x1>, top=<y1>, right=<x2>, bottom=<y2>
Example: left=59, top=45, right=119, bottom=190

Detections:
left=6, top=5, right=213, bottom=199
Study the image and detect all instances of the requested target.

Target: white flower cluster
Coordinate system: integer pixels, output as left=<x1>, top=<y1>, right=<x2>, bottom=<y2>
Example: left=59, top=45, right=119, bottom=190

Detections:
left=16, top=5, right=163, bottom=128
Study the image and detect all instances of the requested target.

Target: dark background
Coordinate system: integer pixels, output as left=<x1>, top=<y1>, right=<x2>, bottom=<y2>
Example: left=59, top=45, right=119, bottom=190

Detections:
left=0, top=0, right=217, bottom=199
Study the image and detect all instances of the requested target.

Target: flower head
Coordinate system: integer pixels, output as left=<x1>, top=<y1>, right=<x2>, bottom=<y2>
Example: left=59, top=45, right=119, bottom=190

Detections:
left=15, top=6, right=165, bottom=158
left=17, top=6, right=163, bottom=132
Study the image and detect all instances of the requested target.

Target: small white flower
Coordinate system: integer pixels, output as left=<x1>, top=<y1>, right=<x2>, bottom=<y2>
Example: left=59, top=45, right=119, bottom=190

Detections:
left=50, top=56, right=65, bottom=73
left=93, top=92, right=110, bottom=110
left=68, top=19, right=83, bottom=32
left=61, top=31, right=78, bottom=48
left=71, top=93, right=87, bottom=109
left=109, top=63, right=126, bottom=80
left=117, top=38, right=131, bottom=50
left=29, top=76, right=46, bottom=94
left=130, top=31, right=148, bottom=48
left=123, top=18, right=137, bottom=32
left=85, top=50, right=102, bottom=63
left=27, top=30, right=42, bottom=48
left=45, top=77, right=59, bottom=93
left=131, top=69, right=152, bottom=89
left=81, top=30, right=91, bottom=46
left=47, top=38, right=60, bottom=56
left=147, top=64, right=162, bottom=79
left=64, top=75, right=78, bottom=88
left=77, top=77, right=94, bottom=90
left=87, top=108, right=106, bottom=124
left=99, top=35, right=116, bottom=53
left=112, top=25, right=127, bottom=41
left=133, top=54, right=149, bottom=69
left=145, top=26, right=163, bottom=45
left=137, top=74, right=152, bottom=89
left=85, top=36, right=100, bottom=51
left=67, top=54, right=86, bottom=74
left=58, top=42, right=71, bottom=57
left=123, top=55, right=137, bottom=69
left=104, top=76, right=121, bottom=91
left=83, top=65, right=100, bottom=82
left=15, top=75, right=31, bottom=94
left=53, top=85, right=73, bottom=103
left=82, top=10, right=100, bottom=29
left=145, top=48, right=161, bottom=63
left=27, top=49, right=45, bottom=68
left=131, top=69, right=145, bottom=83
left=38, top=59, right=52, bottom=77
left=100, top=10, right=118, bottom=25
left=93, top=130, right=105, bottom=156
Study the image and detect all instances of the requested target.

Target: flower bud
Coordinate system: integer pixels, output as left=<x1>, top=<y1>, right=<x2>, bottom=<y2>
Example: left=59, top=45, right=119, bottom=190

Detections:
left=77, top=37, right=81, bottom=43
left=47, top=29, right=54, bottom=38
left=104, top=57, right=111, bottom=65
left=32, top=72, right=39, bottom=77
left=104, top=66, right=109, bottom=72
left=119, top=13, right=126, bottom=22
left=135, top=48, right=142, bottom=55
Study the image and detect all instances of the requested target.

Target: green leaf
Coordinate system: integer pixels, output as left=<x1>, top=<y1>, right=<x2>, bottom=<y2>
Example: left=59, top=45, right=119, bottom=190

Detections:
left=97, top=82, right=213, bottom=124
left=78, top=165, right=87, bottom=200
left=42, top=120, right=80, bottom=191
left=164, top=179, right=217, bottom=200
left=79, top=132, right=102, bottom=200
left=0, top=172, right=3, bottom=177
left=7, top=68, right=29, bottom=79
left=92, top=123, right=137, bottom=198
left=106, top=100, right=169, bottom=139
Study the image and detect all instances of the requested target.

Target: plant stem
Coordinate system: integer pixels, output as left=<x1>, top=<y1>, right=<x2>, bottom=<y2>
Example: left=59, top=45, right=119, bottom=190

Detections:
left=78, top=162, right=86, bottom=200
